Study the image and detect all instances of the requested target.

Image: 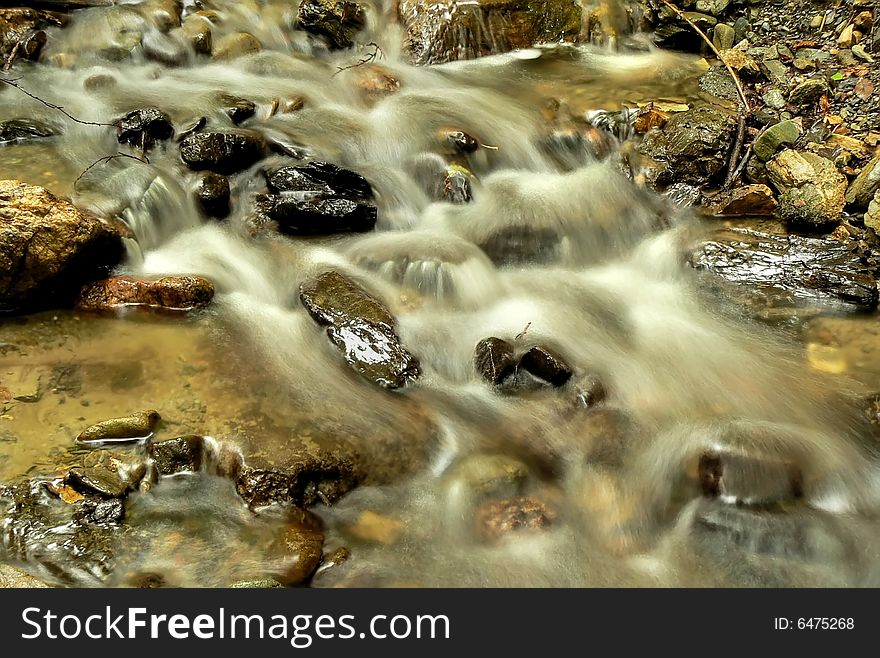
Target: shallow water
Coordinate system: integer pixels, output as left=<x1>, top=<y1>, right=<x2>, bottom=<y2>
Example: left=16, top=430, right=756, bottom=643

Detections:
left=2, top=0, right=880, bottom=587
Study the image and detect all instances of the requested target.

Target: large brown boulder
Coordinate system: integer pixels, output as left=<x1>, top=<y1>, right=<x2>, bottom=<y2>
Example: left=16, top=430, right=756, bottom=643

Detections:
left=0, top=180, right=125, bottom=313
left=398, top=0, right=583, bottom=65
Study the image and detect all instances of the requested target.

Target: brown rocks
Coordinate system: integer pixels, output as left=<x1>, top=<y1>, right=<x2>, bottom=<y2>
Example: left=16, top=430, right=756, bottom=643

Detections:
left=0, top=7, right=60, bottom=60
left=77, top=275, right=215, bottom=312
left=846, top=154, right=880, bottom=210
left=179, top=131, right=266, bottom=174
left=702, top=184, right=778, bottom=217
left=766, top=150, right=847, bottom=226
left=519, top=344, right=573, bottom=386
left=474, top=337, right=517, bottom=385
left=475, top=495, right=556, bottom=542
left=212, top=31, right=261, bottom=60
left=399, top=0, right=582, bottom=65
left=149, top=435, right=204, bottom=475
left=0, top=180, right=124, bottom=313
left=76, top=410, right=161, bottom=444
left=297, top=0, right=366, bottom=50
left=115, top=107, right=175, bottom=151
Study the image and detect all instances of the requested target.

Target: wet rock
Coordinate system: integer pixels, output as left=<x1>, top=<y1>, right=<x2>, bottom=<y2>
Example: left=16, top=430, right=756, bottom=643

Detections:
left=0, top=118, right=55, bottom=145
left=76, top=409, right=161, bottom=444
left=0, top=180, right=124, bottom=313
left=638, top=103, right=737, bottom=187
left=76, top=498, right=125, bottom=525
left=474, top=337, right=516, bottom=385
left=191, top=172, right=229, bottom=219
left=698, top=65, right=740, bottom=102
left=353, top=64, right=400, bottom=103
left=691, top=223, right=878, bottom=312
left=299, top=270, right=421, bottom=389
left=438, top=165, right=474, bottom=204
left=712, top=22, right=734, bottom=51
left=399, top=0, right=582, bottom=65
left=654, top=11, right=716, bottom=50
left=0, top=564, right=50, bottom=588
left=149, top=435, right=203, bottom=475
left=697, top=449, right=803, bottom=505
left=865, top=191, right=880, bottom=233
left=444, top=129, right=480, bottom=154
left=180, top=14, right=212, bottom=55
left=475, top=496, right=556, bottom=542
left=219, top=95, right=256, bottom=125
left=179, top=131, right=265, bottom=174
left=115, top=107, right=174, bottom=151
left=766, top=150, right=847, bottom=226
left=443, top=453, right=528, bottom=500
left=77, top=275, right=214, bottom=312
left=0, top=8, right=60, bottom=60
left=846, top=155, right=880, bottom=210
left=478, top=226, right=562, bottom=266
left=257, top=194, right=376, bottom=236
left=212, top=31, right=261, bottom=60
left=313, top=546, right=351, bottom=581
left=297, top=0, right=365, bottom=50
left=519, top=345, right=573, bottom=386
left=67, top=467, right=130, bottom=499
left=788, top=78, right=830, bottom=107
left=753, top=120, right=802, bottom=162
left=142, top=28, right=188, bottom=66
left=266, top=162, right=373, bottom=199
left=267, top=514, right=324, bottom=585
left=664, top=183, right=702, bottom=208
left=702, top=184, right=778, bottom=217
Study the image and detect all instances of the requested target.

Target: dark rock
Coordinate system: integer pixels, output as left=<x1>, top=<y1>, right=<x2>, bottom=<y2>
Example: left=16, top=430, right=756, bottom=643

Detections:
left=115, top=107, right=174, bottom=151
left=299, top=270, right=421, bottom=389
left=266, top=162, right=373, bottom=199
left=0, top=8, right=61, bottom=60
left=519, top=345, right=573, bottom=386
left=788, top=78, right=830, bottom=107
left=698, top=449, right=803, bottom=505
left=474, top=337, right=516, bottom=385
left=313, top=546, right=351, bottom=581
left=478, top=226, right=562, bottom=266
left=219, top=95, right=256, bottom=124
left=0, top=180, right=124, bottom=314
left=474, top=496, right=556, bottom=542
left=690, top=222, right=878, bottom=312
left=297, top=0, right=365, bottom=50
left=0, top=118, right=55, bottom=145
left=179, top=131, right=265, bottom=174
left=638, top=103, right=738, bottom=187
left=76, top=410, right=161, bottom=444
left=664, top=183, right=702, bottom=208
left=701, top=184, right=778, bottom=216
left=180, top=15, right=211, bottom=54
left=77, top=275, right=215, bottom=312
left=445, top=130, right=479, bottom=154
left=75, top=497, right=125, bottom=524
left=256, top=194, right=377, bottom=235
left=194, top=172, right=230, bottom=219
left=67, top=467, right=130, bottom=499
left=149, top=435, right=204, bottom=475
left=399, top=0, right=581, bottom=65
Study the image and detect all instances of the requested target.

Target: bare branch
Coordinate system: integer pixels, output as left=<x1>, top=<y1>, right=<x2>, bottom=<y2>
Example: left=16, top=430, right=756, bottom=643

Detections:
left=333, top=42, right=383, bottom=76
left=73, top=151, right=150, bottom=191
left=0, top=76, right=113, bottom=127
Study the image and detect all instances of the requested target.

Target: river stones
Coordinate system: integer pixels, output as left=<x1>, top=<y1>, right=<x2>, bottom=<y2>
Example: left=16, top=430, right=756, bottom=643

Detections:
left=76, top=409, right=161, bottom=444
left=0, top=118, right=55, bottom=145
left=753, top=120, right=803, bottom=162
left=474, top=495, right=556, bottom=542
left=300, top=270, right=420, bottom=389
left=218, top=94, right=256, bottom=124
left=0, top=180, right=125, bottom=314
left=701, top=184, right=778, bottom=217
left=266, top=510, right=325, bottom=585
left=474, top=337, right=574, bottom=389
left=194, top=172, right=231, bottom=219
left=297, top=0, right=366, bottom=50
left=116, top=108, right=175, bottom=151
left=0, top=7, right=60, bottom=60
left=474, top=337, right=517, bottom=385
left=67, top=467, right=132, bottom=499
left=212, top=31, right=261, bottom=60
left=788, top=77, right=830, bottom=107
left=766, top=150, right=847, bottom=226
left=442, top=453, right=529, bottom=501
left=179, top=131, right=266, bottom=174
left=77, top=275, right=215, bottom=312
left=478, top=226, right=563, bottom=266
left=149, top=435, right=204, bottom=475
left=267, top=162, right=373, bottom=199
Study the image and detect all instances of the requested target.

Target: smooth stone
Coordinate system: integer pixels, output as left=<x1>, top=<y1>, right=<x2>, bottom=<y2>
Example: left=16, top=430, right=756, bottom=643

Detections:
left=212, top=31, right=260, bottom=60
left=713, top=23, right=735, bottom=50
left=788, top=78, right=830, bottom=106
left=299, top=270, right=394, bottom=328
left=443, top=453, right=529, bottom=500
left=702, top=184, right=778, bottom=216
left=474, top=337, right=516, bottom=385
left=297, top=0, right=365, bottom=50
left=115, top=107, right=174, bottom=151
left=179, top=131, right=265, bottom=174
left=77, top=275, right=214, bottom=312
left=76, top=410, right=161, bottom=444
left=846, top=155, right=880, bottom=209
left=194, top=172, right=230, bottom=219
left=519, top=345, right=573, bottom=386
left=0, top=118, right=55, bottom=145
left=218, top=95, right=256, bottom=124
left=766, top=150, right=847, bottom=226
left=753, top=120, right=803, bottom=162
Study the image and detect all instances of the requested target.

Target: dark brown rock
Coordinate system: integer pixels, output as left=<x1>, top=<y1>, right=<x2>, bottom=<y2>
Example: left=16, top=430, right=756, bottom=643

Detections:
left=300, top=270, right=393, bottom=328
left=77, top=275, right=214, bottom=312
left=149, top=435, right=204, bottom=475
left=115, top=107, right=174, bottom=151
left=76, top=410, right=161, bottom=444
left=194, top=172, right=230, bottom=219
left=297, top=0, right=365, bottom=50
left=519, top=345, right=573, bottom=386
left=475, top=496, right=556, bottom=542
left=702, top=184, right=778, bottom=217
left=474, top=337, right=516, bottom=385
left=179, top=131, right=265, bottom=174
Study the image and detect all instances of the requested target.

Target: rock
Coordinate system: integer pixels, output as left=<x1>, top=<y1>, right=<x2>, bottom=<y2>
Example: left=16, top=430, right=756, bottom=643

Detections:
left=353, top=64, right=400, bottom=102
left=297, top=0, right=365, bottom=50
left=766, top=150, right=847, bottom=226
left=180, top=14, right=211, bottom=54
left=865, top=191, right=880, bottom=232
left=0, top=118, right=54, bottom=145
left=194, top=172, right=230, bottom=219
left=76, top=409, right=161, bottom=444
left=66, top=466, right=130, bottom=499
left=761, top=89, right=786, bottom=110
left=696, top=0, right=729, bottom=16
left=149, top=435, right=204, bottom=474
left=634, top=105, right=669, bottom=134
left=443, top=453, right=528, bottom=500
left=478, top=226, right=562, bottom=266
left=115, top=107, right=174, bottom=151
left=218, top=95, right=256, bottom=124
left=77, top=275, right=215, bottom=312
left=665, top=182, right=702, bottom=207
left=300, top=270, right=421, bottom=389
left=846, top=155, right=880, bottom=209
left=837, top=23, right=854, bottom=49
left=313, top=546, right=351, bottom=581
left=713, top=23, right=734, bottom=51
left=788, top=78, right=829, bottom=107
left=0, top=564, right=50, bottom=588
left=444, top=130, right=480, bottom=154
left=0, top=180, right=124, bottom=313
left=230, top=579, right=284, bottom=588
left=266, top=512, right=324, bottom=585
left=702, top=184, right=777, bottom=216
left=698, top=65, right=740, bottom=101
left=179, top=131, right=265, bottom=174
left=753, top=120, right=802, bottom=162
left=696, top=449, right=803, bottom=505
left=854, top=11, right=873, bottom=32
left=574, top=374, right=607, bottom=410
left=0, top=8, right=60, bottom=60
left=691, top=222, right=878, bottom=312
left=266, top=162, right=373, bottom=199
left=474, top=337, right=516, bottom=385
left=212, top=31, right=260, bottom=60
left=399, top=0, right=582, bottom=65
left=438, top=165, right=474, bottom=204
left=519, top=345, right=573, bottom=386
left=142, top=28, right=188, bottom=66
left=348, top=510, right=404, bottom=544
left=474, top=496, right=556, bottom=542
left=77, top=498, right=125, bottom=525
left=760, top=58, right=790, bottom=87
left=638, top=103, right=737, bottom=187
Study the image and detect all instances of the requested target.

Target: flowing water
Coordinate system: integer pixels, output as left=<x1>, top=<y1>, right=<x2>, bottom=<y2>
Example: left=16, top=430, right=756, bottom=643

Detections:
left=2, top=0, right=880, bottom=587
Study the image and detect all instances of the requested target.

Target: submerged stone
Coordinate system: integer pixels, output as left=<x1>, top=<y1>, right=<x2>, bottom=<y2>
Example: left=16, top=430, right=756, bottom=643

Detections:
left=474, top=495, right=556, bottom=542
left=478, top=226, right=562, bottom=266
left=76, top=410, right=161, bottom=444
left=218, top=95, right=256, bottom=125
left=300, top=270, right=394, bottom=328
left=0, top=118, right=55, bottom=145
left=697, top=449, right=803, bottom=505
left=474, top=337, right=516, bottom=385
left=77, top=275, right=215, bottom=312
left=179, top=131, right=265, bottom=174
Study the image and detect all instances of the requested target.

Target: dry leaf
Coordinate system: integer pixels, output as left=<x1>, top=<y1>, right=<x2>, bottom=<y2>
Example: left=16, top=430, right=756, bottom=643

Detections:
left=855, top=77, right=874, bottom=101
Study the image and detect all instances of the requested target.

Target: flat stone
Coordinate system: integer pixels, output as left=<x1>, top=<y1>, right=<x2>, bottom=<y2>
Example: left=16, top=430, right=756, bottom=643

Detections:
left=67, top=466, right=130, bottom=498
left=442, top=453, right=528, bottom=500
left=299, top=270, right=394, bottom=328
left=702, top=184, right=778, bottom=216
left=759, top=58, right=789, bottom=86
left=266, top=162, right=373, bottom=199
left=753, top=120, right=803, bottom=162
left=761, top=89, right=786, bottom=110
left=0, top=118, right=54, bottom=145
left=179, top=131, right=265, bottom=174
left=77, top=275, right=214, bottom=312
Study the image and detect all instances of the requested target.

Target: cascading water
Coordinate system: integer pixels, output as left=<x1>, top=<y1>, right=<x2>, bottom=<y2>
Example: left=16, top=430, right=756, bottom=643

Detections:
left=2, top=0, right=880, bottom=588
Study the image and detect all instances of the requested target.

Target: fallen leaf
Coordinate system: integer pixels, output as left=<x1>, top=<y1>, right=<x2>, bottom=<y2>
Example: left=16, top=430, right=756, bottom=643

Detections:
left=855, top=77, right=874, bottom=101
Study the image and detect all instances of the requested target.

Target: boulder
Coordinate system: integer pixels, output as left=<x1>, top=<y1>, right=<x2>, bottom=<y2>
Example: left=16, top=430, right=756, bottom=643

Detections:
left=398, top=0, right=582, bottom=65
left=266, top=162, right=373, bottom=199
left=0, top=180, right=124, bottom=313
left=179, top=131, right=265, bottom=174
left=297, top=0, right=365, bottom=50
left=115, top=107, right=174, bottom=151
left=77, top=275, right=214, bottom=312
left=218, top=95, right=256, bottom=124
left=299, top=270, right=420, bottom=389
left=766, top=150, right=847, bottom=226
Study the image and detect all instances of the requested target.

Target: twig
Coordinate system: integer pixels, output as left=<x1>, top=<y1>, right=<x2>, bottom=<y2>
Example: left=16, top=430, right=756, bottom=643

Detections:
left=73, top=151, right=149, bottom=191
left=514, top=322, right=532, bottom=341
left=2, top=42, right=21, bottom=73
left=0, top=76, right=113, bottom=127
left=723, top=111, right=747, bottom=190
left=656, top=0, right=750, bottom=115
left=333, top=42, right=383, bottom=76
left=727, top=143, right=752, bottom=187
